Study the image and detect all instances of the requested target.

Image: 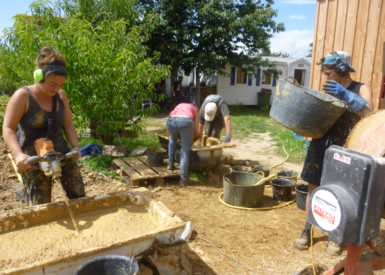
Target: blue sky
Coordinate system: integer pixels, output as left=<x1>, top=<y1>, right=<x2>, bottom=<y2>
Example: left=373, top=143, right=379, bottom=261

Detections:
left=271, top=0, right=316, bottom=57
left=0, top=0, right=316, bottom=58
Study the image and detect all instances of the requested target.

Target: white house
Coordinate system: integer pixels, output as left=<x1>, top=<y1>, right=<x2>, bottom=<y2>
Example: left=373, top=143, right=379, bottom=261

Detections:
left=217, top=56, right=311, bottom=105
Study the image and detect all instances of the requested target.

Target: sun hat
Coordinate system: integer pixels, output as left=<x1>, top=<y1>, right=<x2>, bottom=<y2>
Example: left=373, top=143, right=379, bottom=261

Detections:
left=204, top=102, right=218, bottom=121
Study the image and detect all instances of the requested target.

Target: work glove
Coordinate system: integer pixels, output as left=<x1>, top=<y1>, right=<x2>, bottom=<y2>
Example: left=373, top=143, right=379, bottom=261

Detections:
left=323, top=80, right=367, bottom=113
left=220, top=133, right=232, bottom=143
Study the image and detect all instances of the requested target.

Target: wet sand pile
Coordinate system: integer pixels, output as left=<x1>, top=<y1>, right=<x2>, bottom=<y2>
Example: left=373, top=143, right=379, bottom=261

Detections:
left=1, top=205, right=157, bottom=272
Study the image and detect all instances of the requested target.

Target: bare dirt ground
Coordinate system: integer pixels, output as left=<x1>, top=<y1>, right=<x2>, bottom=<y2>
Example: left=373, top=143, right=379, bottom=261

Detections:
left=2, top=127, right=385, bottom=274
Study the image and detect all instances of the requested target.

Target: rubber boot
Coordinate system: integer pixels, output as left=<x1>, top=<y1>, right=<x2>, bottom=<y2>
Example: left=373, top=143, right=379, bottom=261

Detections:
left=294, top=228, right=310, bottom=250
left=326, top=239, right=342, bottom=256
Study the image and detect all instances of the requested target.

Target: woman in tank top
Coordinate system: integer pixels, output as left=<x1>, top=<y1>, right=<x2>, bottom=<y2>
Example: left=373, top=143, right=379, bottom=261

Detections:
left=2, top=46, right=85, bottom=205
left=294, top=51, right=373, bottom=255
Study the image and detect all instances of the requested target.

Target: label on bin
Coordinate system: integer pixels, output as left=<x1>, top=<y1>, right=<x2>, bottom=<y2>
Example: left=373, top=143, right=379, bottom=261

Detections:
left=311, top=190, right=341, bottom=231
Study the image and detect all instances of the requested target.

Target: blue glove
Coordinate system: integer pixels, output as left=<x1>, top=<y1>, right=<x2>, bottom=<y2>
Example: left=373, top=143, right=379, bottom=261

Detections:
left=220, top=133, right=232, bottom=143
left=323, top=80, right=367, bottom=113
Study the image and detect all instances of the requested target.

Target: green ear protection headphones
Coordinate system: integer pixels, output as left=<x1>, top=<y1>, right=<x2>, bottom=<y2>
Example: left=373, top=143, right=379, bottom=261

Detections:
left=33, top=69, right=45, bottom=82
left=33, top=64, right=67, bottom=83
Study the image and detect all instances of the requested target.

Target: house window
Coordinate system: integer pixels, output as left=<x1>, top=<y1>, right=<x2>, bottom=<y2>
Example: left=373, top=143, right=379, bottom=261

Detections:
left=236, top=68, right=247, bottom=84
left=261, top=70, right=272, bottom=85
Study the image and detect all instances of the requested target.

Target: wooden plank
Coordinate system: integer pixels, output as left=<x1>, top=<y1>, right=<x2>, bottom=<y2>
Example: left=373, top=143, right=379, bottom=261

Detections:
left=137, top=156, right=180, bottom=177
left=324, top=0, right=338, bottom=54
left=333, top=0, right=348, bottom=50
left=360, top=0, right=382, bottom=88
left=343, top=0, right=359, bottom=55
left=123, top=157, right=159, bottom=179
left=312, top=0, right=329, bottom=92
left=351, top=0, right=370, bottom=81
left=113, top=159, right=141, bottom=179
left=371, top=0, right=385, bottom=109
left=309, top=0, right=321, bottom=89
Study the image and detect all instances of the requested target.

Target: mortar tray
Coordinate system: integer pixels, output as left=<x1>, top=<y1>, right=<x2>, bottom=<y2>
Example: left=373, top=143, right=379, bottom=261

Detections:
left=0, top=189, right=184, bottom=275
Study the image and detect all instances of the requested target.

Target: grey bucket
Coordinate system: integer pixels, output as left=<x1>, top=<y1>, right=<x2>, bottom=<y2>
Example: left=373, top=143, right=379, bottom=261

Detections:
left=270, top=78, right=347, bottom=138
left=74, top=255, right=139, bottom=275
left=223, top=172, right=265, bottom=207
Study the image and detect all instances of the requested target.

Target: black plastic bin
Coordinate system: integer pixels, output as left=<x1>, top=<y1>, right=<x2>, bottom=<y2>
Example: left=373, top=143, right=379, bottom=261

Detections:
left=74, top=255, right=139, bottom=275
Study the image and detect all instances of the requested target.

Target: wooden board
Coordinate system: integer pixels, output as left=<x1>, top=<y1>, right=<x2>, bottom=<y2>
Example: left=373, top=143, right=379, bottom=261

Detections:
left=113, top=156, right=180, bottom=186
left=310, top=0, right=385, bottom=110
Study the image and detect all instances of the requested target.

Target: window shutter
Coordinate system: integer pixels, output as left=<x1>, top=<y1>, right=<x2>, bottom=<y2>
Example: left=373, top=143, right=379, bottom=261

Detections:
left=256, top=68, right=261, bottom=86
left=272, top=75, right=277, bottom=87
left=230, top=67, right=235, bottom=85
left=247, top=74, right=252, bottom=86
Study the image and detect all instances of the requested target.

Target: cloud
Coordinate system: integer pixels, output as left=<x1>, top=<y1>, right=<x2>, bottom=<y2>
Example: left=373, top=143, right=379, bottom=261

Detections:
left=280, top=0, right=315, bottom=4
left=287, top=15, right=307, bottom=20
left=270, top=30, right=313, bottom=58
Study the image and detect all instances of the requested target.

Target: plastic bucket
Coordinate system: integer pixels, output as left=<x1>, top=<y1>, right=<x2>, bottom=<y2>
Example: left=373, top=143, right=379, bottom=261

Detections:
left=277, top=170, right=298, bottom=183
left=253, top=165, right=270, bottom=178
left=146, top=148, right=166, bottom=166
left=295, top=184, right=308, bottom=211
left=223, top=172, right=265, bottom=207
left=270, top=78, right=347, bottom=138
left=271, top=178, right=295, bottom=201
left=74, top=255, right=139, bottom=275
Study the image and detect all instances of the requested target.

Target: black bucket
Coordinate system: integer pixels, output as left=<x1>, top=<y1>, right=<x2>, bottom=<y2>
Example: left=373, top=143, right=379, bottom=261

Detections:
left=74, top=255, right=139, bottom=275
left=295, top=184, right=308, bottom=211
left=271, top=178, right=295, bottom=201
left=277, top=169, right=298, bottom=182
left=146, top=147, right=166, bottom=166
left=253, top=165, right=270, bottom=178
left=223, top=172, right=265, bottom=207
left=270, top=78, right=347, bottom=138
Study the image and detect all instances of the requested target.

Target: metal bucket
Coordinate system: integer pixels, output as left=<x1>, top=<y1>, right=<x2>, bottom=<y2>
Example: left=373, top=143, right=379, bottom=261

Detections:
left=223, top=172, right=265, bottom=207
left=270, top=78, right=347, bottom=138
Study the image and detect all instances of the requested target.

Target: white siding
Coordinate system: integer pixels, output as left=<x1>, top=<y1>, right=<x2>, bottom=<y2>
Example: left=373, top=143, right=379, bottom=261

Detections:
left=217, top=57, right=311, bottom=105
left=217, top=64, right=259, bottom=105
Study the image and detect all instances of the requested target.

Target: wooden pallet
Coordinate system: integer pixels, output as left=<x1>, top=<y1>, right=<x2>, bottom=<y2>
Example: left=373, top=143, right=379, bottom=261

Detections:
left=113, top=156, right=180, bottom=186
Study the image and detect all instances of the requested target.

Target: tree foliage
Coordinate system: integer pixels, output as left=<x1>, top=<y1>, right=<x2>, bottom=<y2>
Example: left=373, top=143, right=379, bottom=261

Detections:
left=62, top=0, right=284, bottom=77
left=137, top=0, right=284, bottom=77
left=0, top=0, right=170, bottom=142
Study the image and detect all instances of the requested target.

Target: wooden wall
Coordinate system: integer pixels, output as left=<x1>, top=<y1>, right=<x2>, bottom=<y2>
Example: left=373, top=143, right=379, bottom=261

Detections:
left=310, top=0, right=385, bottom=109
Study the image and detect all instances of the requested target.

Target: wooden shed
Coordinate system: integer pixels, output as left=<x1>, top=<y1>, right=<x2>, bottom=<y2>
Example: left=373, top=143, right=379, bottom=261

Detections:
left=310, top=0, right=385, bottom=109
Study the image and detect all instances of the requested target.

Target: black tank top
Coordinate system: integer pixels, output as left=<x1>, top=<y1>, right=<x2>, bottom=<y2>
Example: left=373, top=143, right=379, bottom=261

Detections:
left=324, top=80, right=363, bottom=145
left=18, top=87, right=69, bottom=155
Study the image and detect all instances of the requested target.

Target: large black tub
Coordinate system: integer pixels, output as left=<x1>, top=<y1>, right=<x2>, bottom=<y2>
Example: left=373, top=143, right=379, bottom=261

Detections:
left=223, top=172, right=265, bottom=208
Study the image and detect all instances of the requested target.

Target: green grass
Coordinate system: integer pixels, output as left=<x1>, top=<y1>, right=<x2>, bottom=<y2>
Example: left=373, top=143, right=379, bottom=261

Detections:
left=230, top=106, right=308, bottom=163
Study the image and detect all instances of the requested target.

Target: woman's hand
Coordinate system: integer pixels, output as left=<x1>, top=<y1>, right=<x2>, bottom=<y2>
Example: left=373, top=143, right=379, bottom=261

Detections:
left=70, top=146, right=82, bottom=161
left=15, top=153, right=32, bottom=172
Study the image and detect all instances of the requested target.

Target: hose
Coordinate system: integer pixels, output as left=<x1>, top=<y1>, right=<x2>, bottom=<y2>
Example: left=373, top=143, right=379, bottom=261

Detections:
left=218, top=192, right=295, bottom=211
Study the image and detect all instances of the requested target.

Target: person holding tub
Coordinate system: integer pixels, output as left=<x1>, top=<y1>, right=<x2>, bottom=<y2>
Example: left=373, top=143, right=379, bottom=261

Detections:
left=294, top=51, right=373, bottom=255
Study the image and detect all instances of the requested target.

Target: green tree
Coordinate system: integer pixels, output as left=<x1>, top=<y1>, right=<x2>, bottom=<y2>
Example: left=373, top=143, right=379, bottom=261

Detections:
left=306, top=42, right=313, bottom=58
left=137, top=0, right=284, bottom=79
left=0, top=0, right=169, bottom=142
left=62, top=0, right=284, bottom=84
